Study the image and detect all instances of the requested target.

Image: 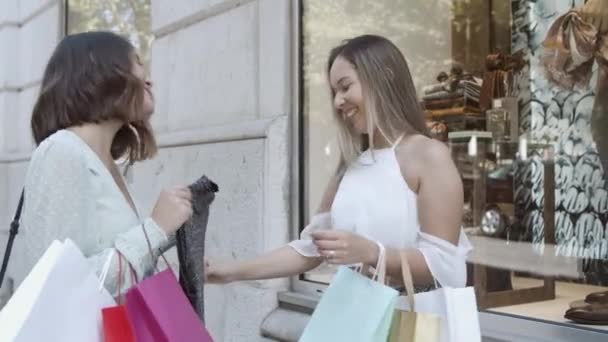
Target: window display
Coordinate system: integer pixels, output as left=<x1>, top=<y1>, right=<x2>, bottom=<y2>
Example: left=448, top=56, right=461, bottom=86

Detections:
left=299, top=0, right=607, bottom=334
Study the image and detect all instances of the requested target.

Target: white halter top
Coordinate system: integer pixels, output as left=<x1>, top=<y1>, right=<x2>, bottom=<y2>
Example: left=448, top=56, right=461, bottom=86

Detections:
left=331, top=136, right=420, bottom=249
left=289, top=135, right=472, bottom=288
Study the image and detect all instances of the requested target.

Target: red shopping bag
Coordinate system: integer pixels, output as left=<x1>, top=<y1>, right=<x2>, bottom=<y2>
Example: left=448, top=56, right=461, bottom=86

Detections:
left=101, top=251, right=136, bottom=342
left=102, top=306, right=135, bottom=342
left=126, top=269, right=213, bottom=342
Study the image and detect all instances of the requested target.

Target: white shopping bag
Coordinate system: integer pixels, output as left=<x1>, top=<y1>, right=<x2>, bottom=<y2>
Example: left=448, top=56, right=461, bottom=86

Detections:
left=0, top=239, right=115, bottom=342
left=395, top=286, right=481, bottom=342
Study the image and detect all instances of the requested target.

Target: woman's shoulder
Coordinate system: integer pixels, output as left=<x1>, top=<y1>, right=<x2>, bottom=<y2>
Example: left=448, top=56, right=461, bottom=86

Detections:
left=396, top=134, right=453, bottom=167
left=23, top=130, right=96, bottom=198
left=29, top=130, right=90, bottom=172
left=393, top=134, right=455, bottom=190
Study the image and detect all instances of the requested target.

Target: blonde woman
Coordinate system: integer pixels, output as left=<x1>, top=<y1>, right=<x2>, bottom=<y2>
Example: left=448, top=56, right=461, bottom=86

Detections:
left=205, top=35, right=472, bottom=289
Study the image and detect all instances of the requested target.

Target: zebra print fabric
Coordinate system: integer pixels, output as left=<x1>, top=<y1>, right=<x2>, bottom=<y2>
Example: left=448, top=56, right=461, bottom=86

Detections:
left=511, top=0, right=608, bottom=284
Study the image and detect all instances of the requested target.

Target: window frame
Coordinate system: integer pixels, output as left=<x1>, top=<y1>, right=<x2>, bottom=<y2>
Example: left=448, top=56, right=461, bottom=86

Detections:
left=60, top=0, right=67, bottom=38
left=288, top=0, right=330, bottom=298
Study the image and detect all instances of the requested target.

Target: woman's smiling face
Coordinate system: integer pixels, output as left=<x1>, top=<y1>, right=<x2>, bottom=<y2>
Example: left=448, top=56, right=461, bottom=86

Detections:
left=329, top=56, right=367, bottom=134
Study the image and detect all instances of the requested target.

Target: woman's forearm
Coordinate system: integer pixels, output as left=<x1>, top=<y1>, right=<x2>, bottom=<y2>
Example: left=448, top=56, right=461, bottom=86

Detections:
left=231, top=246, right=323, bottom=282
left=353, top=238, right=435, bottom=287
left=385, top=247, right=435, bottom=287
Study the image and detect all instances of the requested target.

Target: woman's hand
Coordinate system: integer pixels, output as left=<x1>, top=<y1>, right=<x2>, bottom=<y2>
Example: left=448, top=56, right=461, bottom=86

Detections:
left=204, top=257, right=236, bottom=284
left=311, top=230, right=379, bottom=265
left=151, top=186, right=193, bottom=235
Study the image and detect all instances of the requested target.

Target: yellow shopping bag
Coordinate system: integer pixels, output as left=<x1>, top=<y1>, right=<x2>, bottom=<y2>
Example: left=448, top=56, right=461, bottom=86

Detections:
left=389, top=310, right=440, bottom=342
left=388, top=251, right=441, bottom=342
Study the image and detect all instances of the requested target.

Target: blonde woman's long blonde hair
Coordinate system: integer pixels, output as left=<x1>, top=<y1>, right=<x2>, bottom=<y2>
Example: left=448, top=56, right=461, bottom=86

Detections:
left=327, top=35, right=430, bottom=170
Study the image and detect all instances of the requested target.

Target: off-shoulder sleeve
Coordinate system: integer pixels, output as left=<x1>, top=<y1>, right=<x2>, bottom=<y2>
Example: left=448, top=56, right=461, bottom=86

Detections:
left=287, top=212, right=332, bottom=257
left=416, top=229, right=473, bottom=288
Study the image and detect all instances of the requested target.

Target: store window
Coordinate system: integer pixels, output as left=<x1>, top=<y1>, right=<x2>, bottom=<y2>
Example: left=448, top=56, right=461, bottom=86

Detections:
left=298, top=0, right=608, bottom=332
left=65, top=0, right=152, bottom=69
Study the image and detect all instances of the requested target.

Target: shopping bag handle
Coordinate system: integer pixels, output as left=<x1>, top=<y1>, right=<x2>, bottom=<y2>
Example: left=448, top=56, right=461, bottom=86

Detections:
left=140, top=223, right=172, bottom=273
left=354, top=240, right=388, bottom=285
left=98, top=249, right=116, bottom=290
left=98, top=249, right=137, bottom=303
left=115, top=250, right=137, bottom=304
left=371, top=241, right=387, bottom=284
left=126, top=184, right=172, bottom=273
left=399, top=251, right=416, bottom=311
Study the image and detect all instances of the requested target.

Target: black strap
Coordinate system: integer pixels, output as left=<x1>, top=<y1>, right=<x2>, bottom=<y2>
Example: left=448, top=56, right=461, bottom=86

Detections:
left=0, top=190, right=24, bottom=288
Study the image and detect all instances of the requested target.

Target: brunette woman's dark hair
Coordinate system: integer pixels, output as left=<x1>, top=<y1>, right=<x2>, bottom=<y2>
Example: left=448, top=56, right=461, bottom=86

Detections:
left=31, top=31, right=156, bottom=162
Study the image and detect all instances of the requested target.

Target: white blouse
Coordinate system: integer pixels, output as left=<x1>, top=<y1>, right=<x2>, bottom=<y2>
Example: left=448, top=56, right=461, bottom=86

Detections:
left=12, top=130, right=172, bottom=296
left=289, top=142, right=473, bottom=288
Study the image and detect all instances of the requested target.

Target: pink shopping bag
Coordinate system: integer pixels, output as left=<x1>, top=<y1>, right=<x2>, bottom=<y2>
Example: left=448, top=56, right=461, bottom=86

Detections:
left=126, top=269, right=213, bottom=342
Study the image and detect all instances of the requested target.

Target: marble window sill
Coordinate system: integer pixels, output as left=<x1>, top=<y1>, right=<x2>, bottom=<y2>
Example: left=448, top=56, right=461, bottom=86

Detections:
left=260, top=292, right=315, bottom=341
left=260, top=291, right=608, bottom=342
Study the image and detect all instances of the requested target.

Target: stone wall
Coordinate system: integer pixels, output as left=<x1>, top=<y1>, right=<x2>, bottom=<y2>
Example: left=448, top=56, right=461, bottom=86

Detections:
left=143, top=2, right=294, bottom=339
left=0, top=1, right=296, bottom=340
left=512, top=0, right=608, bottom=281
left=0, top=0, right=62, bottom=298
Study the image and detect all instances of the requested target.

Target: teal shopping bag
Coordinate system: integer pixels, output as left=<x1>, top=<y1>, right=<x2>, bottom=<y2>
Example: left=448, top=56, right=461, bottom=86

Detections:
left=299, top=266, right=398, bottom=342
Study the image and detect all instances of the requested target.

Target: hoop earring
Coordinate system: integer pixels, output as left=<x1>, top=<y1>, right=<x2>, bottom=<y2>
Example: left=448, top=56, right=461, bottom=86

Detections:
left=127, top=123, right=142, bottom=163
